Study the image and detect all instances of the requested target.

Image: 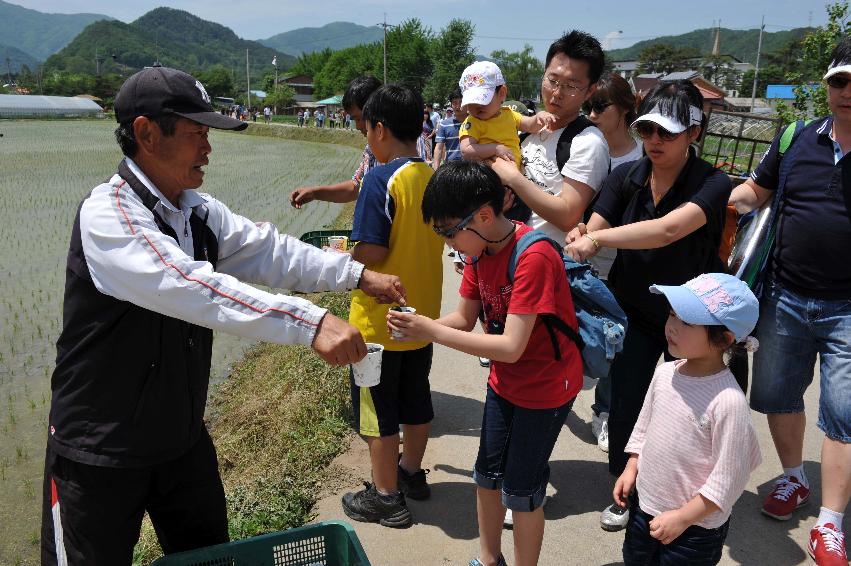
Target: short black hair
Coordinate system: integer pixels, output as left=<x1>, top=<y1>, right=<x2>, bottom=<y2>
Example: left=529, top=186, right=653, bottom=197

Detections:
left=342, top=75, right=382, bottom=112
left=422, top=161, right=505, bottom=224
left=114, top=114, right=181, bottom=157
left=362, top=84, right=423, bottom=142
left=449, top=87, right=462, bottom=101
left=545, top=30, right=605, bottom=84
left=829, top=35, right=851, bottom=68
left=639, top=80, right=705, bottom=130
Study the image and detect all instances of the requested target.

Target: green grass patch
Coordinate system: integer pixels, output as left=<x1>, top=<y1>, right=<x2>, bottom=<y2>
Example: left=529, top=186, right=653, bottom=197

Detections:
left=242, top=122, right=365, bottom=151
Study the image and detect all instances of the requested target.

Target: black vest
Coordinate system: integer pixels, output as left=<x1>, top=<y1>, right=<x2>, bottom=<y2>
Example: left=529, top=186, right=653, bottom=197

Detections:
left=48, top=161, right=221, bottom=468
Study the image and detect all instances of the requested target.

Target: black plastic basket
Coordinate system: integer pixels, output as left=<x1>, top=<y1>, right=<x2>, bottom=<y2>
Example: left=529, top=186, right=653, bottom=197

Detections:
left=299, top=230, right=353, bottom=250
left=150, top=520, right=370, bottom=566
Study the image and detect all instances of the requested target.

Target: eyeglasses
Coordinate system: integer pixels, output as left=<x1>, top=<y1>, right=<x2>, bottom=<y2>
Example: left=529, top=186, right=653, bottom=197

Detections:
left=633, top=122, right=684, bottom=142
left=542, top=76, right=588, bottom=96
left=827, top=74, right=851, bottom=89
left=433, top=209, right=478, bottom=238
left=583, top=101, right=612, bottom=115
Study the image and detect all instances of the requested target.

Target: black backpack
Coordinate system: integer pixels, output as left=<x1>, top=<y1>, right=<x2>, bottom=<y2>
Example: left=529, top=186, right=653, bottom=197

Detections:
left=505, top=116, right=596, bottom=223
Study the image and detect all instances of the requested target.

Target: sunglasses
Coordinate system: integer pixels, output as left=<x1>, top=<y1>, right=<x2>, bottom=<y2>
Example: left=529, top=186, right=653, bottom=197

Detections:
left=827, top=74, right=851, bottom=89
left=583, top=101, right=612, bottom=115
left=633, top=122, right=684, bottom=142
left=432, top=208, right=478, bottom=239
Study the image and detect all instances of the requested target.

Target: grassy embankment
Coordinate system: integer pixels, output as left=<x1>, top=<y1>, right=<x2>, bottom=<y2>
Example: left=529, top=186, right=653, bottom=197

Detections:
left=134, top=124, right=360, bottom=565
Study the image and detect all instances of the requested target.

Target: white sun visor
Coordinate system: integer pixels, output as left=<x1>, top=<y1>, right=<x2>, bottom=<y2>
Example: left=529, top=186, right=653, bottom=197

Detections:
left=630, top=103, right=703, bottom=133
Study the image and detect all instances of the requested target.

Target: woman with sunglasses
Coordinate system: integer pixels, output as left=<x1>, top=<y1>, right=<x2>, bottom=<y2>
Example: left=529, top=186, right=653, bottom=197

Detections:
left=581, top=72, right=644, bottom=454
left=565, top=80, right=733, bottom=534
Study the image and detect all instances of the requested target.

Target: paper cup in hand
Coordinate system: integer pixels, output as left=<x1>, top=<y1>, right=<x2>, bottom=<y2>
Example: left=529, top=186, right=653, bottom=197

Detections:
left=389, top=306, right=416, bottom=340
left=352, top=343, right=383, bottom=387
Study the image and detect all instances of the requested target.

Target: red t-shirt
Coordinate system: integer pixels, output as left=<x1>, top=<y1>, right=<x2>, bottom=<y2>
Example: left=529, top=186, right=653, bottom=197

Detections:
left=459, top=223, right=583, bottom=409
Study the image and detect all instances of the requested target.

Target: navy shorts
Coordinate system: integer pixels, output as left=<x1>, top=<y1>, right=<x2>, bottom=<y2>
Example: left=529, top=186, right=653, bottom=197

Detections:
left=351, top=344, right=434, bottom=437
left=473, top=385, right=574, bottom=512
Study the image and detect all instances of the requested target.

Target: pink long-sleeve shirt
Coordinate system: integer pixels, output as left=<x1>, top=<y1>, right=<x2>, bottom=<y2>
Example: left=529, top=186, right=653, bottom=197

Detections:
left=625, top=360, right=762, bottom=529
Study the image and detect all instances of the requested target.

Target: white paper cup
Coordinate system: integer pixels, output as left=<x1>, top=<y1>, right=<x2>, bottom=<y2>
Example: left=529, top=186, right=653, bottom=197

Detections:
left=389, top=306, right=416, bottom=340
left=352, top=343, right=383, bottom=387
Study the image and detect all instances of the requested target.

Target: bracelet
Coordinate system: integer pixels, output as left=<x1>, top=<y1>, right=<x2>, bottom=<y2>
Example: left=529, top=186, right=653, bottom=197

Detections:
left=584, top=233, right=600, bottom=250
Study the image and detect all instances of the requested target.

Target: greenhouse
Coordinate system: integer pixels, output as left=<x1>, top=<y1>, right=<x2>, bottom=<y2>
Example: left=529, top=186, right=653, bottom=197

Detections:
left=0, top=94, right=104, bottom=118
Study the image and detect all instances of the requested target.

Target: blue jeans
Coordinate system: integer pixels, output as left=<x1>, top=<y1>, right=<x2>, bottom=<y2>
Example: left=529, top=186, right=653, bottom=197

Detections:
left=623, top=496, right=729, bottom=566
left=473, top=386, right=574, bottom=511
left=750, top=279, right=851, bottom=442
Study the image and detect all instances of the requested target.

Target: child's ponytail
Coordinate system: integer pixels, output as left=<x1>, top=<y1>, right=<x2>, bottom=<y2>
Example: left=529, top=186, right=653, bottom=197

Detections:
left=708, top=326, right=758, bottom=393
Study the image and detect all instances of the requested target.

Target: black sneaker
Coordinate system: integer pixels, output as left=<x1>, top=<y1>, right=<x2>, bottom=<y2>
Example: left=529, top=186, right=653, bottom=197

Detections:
left=397, top=461, right=431, bottom=500
left=341, top=482, right=412, bottom=528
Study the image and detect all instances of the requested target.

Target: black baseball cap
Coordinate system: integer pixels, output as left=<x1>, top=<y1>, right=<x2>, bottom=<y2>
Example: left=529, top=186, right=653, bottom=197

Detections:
left=114, top=66, right=247, bottom=131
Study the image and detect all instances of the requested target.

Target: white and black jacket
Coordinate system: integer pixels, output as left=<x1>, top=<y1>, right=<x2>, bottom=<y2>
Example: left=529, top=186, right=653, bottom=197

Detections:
left=48, top=159, right=364, bottom=468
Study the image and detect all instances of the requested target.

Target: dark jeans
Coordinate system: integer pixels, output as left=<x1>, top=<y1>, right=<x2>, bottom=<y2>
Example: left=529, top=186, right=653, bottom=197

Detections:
left=41, top=428, right=227, bottom=566
left=608, top=321, right=671, bottom=476
left=473, top=386, right=574, bottom=511
left=623, top=496, right=730, bottom=565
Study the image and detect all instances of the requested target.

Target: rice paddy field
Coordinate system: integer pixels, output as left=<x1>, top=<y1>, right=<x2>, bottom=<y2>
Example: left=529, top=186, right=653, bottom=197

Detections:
left=0, top=119, right=360, bottom=565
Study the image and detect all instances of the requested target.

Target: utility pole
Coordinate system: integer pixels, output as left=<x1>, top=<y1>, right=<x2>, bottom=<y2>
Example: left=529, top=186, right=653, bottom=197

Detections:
left=94, top=48, right=104, bottom=76
left=378, top=14, right=391, bottom=84
left=246, top=49, right=251, bottom=110
left=5, top=56, right=13, bottom=88
left=750, top=16, right=765, bottom=113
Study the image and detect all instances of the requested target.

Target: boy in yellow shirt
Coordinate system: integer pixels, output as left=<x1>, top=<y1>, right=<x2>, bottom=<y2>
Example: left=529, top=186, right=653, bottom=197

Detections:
left=459, top=61, right=556, bottom=168
left=341, top=84, right=444, bottom=528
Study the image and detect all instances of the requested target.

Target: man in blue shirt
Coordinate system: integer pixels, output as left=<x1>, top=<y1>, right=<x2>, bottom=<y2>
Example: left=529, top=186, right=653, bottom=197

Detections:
left=433, top=88, right=467, bottom=169
left=730, top=36, right=851, bottom=566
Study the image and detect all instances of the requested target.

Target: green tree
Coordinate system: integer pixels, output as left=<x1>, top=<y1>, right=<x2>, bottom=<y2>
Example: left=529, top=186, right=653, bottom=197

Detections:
left=313, top=43, right=380, bottom=99
left=490, top=45, right=544, bottom=100
left=197, top=64, right=235, bottom=98
left=423, top=19, right=475, bottom=104
left=289, top=48, right=334, bottom=78
left=380, top=18, right=434, bottom=94
left=739, top=64, right=788, bottom=98
left=637, top=44, right=700, bottom=74
left=779, top=1, right=851, bottom=123
left=264, top=83, right=296, bottom=113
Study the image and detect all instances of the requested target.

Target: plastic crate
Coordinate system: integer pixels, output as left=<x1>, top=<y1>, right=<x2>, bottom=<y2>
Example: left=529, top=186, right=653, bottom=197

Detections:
left=150, top=520, right=370, bottom=566
left=299, top=230, right=352, bottom=250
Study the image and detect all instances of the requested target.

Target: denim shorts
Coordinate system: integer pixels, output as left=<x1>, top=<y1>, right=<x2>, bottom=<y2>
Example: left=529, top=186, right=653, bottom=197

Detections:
left=623, top=494, right=729, bottom=566
left=473, top=385, right=573, bottom=512
left=750, top=279, right=851, bottom=442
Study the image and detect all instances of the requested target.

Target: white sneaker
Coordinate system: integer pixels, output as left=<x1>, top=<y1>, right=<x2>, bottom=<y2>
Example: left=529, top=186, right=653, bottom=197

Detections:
left=503, top=508, right=513, bottom=528
left=600, top=503, right=629, bottom=531
left=597, top=415, right=609, bottom=453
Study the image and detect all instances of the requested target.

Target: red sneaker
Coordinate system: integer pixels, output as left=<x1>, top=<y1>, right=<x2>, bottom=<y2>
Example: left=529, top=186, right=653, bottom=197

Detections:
left=761, top=475, right=810, bottom=520
left=808, top=523, right=847, bottom=566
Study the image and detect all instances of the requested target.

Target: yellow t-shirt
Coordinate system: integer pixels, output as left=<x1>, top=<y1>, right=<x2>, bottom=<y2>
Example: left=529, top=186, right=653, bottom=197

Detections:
left=349, top=157, right=444, bottom=351
left=460, top=107, right=523, bottom=167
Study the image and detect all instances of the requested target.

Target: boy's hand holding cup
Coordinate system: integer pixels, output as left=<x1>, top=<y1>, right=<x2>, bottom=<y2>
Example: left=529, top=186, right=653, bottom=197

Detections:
left=387, top=306, right=433, bottom=342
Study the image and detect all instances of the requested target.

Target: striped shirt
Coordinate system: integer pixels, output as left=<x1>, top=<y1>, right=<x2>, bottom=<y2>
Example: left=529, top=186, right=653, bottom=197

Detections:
left=625, top=360, right=761, bottom=529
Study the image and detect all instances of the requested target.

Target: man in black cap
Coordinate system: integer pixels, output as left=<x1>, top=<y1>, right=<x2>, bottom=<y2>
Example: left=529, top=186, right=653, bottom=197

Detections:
left=41, top=66, right=407, bottom=565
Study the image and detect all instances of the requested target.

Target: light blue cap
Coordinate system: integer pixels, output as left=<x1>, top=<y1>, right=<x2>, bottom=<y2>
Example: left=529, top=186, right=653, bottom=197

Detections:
left=649, top=273, right=759, bottom=342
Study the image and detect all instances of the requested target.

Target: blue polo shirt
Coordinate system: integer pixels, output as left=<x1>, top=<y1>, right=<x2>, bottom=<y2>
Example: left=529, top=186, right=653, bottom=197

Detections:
left=752, top=116, right=851, bottom=299
left=435, top=117, right=463, bottom=162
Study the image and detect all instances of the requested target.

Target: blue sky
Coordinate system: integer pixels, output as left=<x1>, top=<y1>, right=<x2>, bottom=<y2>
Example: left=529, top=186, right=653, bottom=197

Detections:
left=13, top=0, right=828, bottom=59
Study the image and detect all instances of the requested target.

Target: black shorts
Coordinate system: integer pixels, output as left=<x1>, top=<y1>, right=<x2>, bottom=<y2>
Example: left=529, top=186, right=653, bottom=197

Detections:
left=351, top=344, right=434, bottom=437
left=41, top=428, right=228, bottom=566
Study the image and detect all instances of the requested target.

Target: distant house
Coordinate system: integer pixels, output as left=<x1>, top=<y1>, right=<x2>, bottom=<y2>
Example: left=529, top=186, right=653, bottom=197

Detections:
left=629, top=71, right=726, bottom=113
left=725, top=97, right=772, bottom=115
left=279, top=74, right=316, bottom=114
left=765, top=85, right=798, bottom=100
left=612, top=60, right=638, bottom=80
left=630, top=73, right=665, bottom=96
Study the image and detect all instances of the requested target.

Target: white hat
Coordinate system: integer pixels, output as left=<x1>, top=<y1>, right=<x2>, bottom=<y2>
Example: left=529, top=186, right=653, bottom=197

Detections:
left=824, top=58, right=851, bottom=80
left=459, top=61, right=505, bottom=108
left=630, top=102, right=703, bottom=134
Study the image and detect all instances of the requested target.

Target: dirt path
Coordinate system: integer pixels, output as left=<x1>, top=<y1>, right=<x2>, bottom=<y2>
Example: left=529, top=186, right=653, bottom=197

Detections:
left=314, top=250, right=839, bottom=565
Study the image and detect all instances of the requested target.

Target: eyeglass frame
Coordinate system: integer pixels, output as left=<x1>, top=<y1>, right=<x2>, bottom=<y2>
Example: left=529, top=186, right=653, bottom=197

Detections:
left=827, top=74, right=851, bottom=89
left=542, top=75, right=590, bottom=97
left=432, top=208, right=480, bottom=239
left=583, top=100, right=612, bottom=115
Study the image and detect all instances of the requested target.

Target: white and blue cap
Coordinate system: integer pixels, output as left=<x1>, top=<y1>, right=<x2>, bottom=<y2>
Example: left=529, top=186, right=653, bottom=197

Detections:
left=649, top=273, right=759, bottom=342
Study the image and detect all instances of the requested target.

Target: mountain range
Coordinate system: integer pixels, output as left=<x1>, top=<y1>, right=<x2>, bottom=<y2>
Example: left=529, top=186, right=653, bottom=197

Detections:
left=607, top=26, right=812, bottom=64
left=261, top=22, right=383, bottom=56
left=45, top=8, right=294, bottom=77
left=0, top=0, right=111, bottom=64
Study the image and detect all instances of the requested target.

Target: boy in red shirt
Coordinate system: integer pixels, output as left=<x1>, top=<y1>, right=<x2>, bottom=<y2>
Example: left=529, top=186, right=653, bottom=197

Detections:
left=388, top=161, right=583, bottom=566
